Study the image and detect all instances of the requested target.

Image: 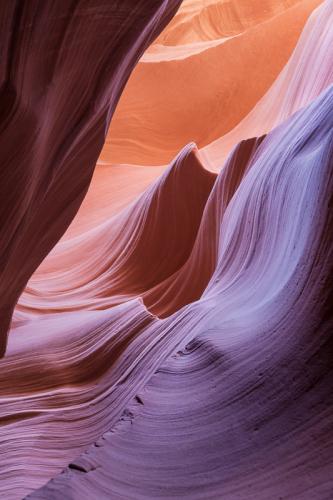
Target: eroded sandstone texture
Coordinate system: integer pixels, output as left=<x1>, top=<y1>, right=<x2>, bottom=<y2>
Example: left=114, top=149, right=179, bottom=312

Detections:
left=0, top=1, right=332, bottom=499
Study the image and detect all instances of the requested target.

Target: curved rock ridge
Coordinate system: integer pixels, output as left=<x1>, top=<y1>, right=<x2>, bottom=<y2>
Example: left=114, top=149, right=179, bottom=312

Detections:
left=16, top=139, right=262, bottom=320
left=16, top=145, right=216, bottom=320
left=143, top=136, right=266, bottom=317
left=102, top=0, right=322, bottom=165
left=202, top=0, right=333, bottom=167
left=0, top=0, right=182, bottom=356
left=29, top=84, right=333, bottom=499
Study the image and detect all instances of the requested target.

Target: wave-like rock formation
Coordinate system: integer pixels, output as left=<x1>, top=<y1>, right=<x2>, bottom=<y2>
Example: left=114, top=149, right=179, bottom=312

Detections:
left=17, top=146, right=216, bottom=320
left=30, top=82, right=333, bottom=499
left=0, top=0, right=333, bottom=499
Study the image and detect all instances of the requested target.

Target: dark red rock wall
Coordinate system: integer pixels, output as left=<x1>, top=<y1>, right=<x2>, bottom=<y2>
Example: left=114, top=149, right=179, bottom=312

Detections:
left=0, top=0, right=181, bottom=355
